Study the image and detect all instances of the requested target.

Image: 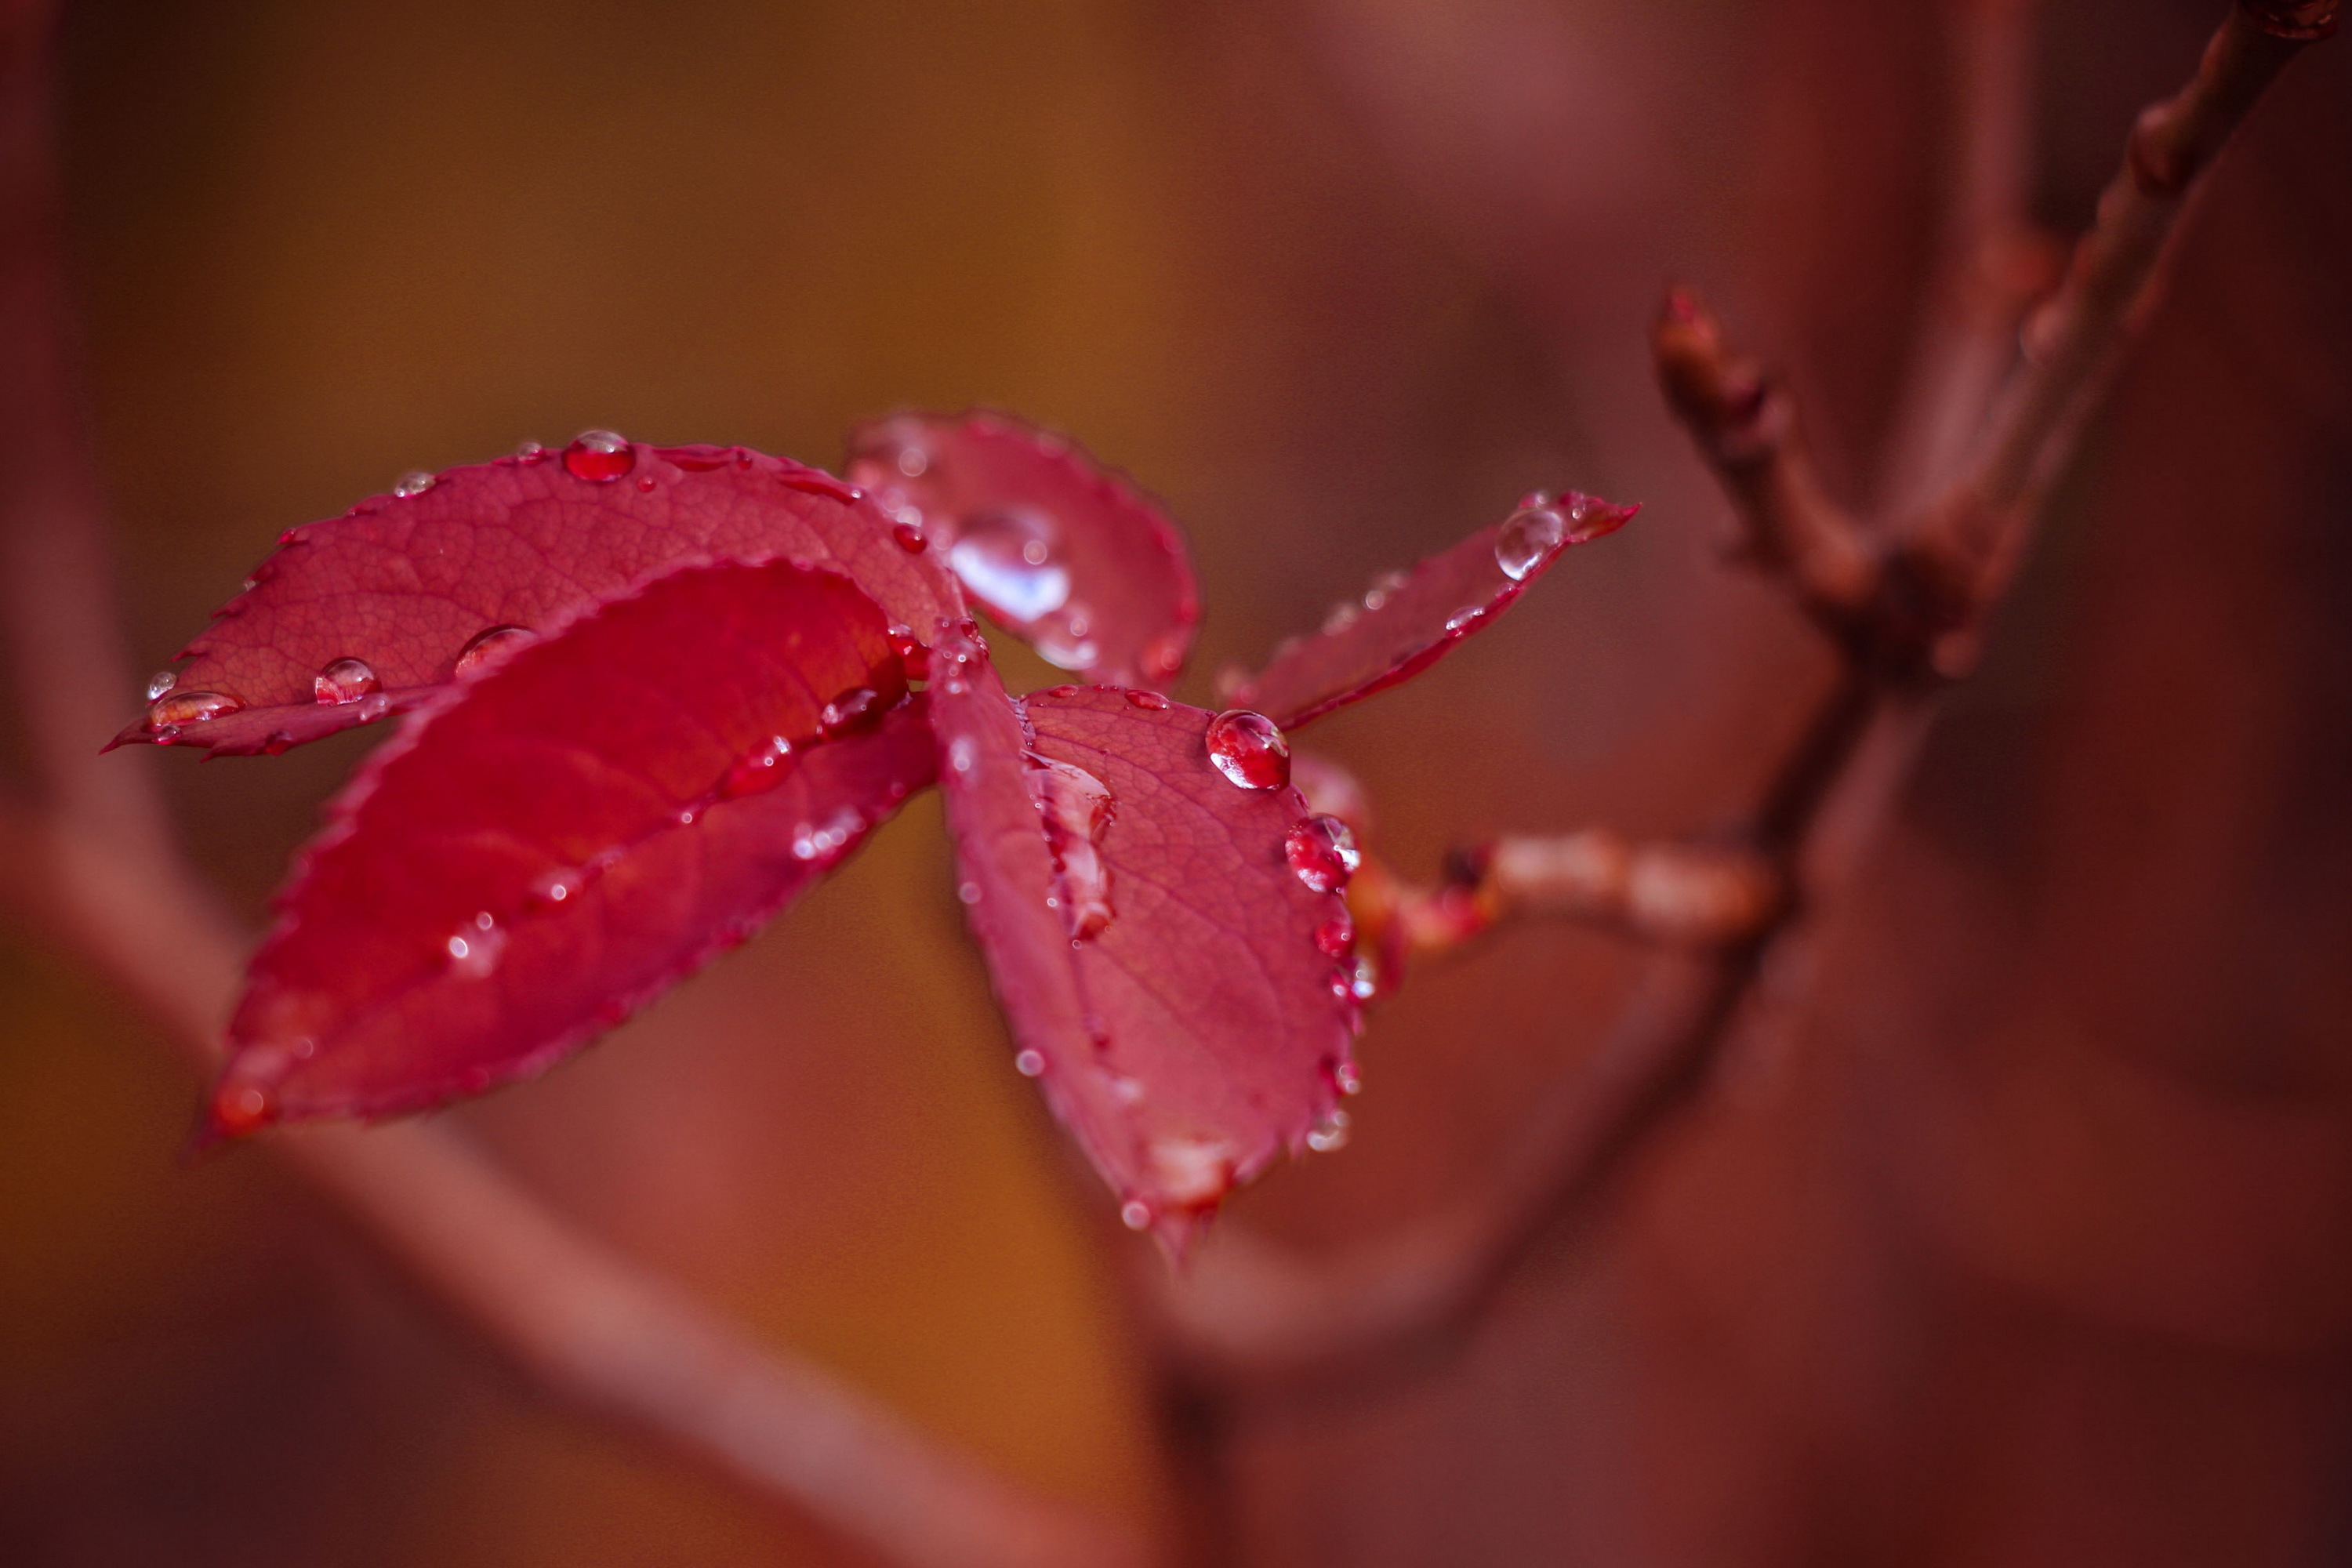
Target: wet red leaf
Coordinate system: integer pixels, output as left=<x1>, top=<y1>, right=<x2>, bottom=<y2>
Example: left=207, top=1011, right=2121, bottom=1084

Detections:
left=1227, top=489, right=1637, bottom=730
left=927, top=627, right=1356, bottom=1251
left=845, top=412, right=1200, bottom=690
left=118, top=439, right=963, bottom=756
left=206, top=558, right=931, bottom=1133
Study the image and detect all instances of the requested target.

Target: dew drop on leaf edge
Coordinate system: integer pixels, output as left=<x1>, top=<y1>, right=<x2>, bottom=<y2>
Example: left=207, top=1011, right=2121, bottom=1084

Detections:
left=563, top=430, right=635, bottom=483
left=313, top=656, right=382, bottom=706
left=1204, top=709, right=1290, bottom=790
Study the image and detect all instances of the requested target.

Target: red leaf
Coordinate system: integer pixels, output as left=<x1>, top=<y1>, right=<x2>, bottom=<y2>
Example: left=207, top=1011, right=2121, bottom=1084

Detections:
left=1225, top=489, right=1637, bottom=730
left=845, top=412, right=1200, bottom=689
left=118, top=438, right=964, bottom=757
left=927, top=628, right=1356, bottom=1252
left=205, top=558, right=931, bottom=1135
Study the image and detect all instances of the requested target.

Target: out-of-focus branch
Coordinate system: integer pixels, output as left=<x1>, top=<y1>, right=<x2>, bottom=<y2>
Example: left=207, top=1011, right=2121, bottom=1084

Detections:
left=1155, top=0, right=2327, bottom=1409
left=1901, top=0, right=2334, bottom=643
left=0, top=10, right=1148, bottom=1565
left=1878, top=0, right=2058, bottom=516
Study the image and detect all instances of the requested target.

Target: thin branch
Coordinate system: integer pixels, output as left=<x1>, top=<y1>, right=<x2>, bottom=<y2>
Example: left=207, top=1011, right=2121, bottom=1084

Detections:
left=0, top=10, right=1148, bottom=1564
left=1651, top=287, right=1883, bottom=645
left=1150, top=0, right=2328, bottom=1406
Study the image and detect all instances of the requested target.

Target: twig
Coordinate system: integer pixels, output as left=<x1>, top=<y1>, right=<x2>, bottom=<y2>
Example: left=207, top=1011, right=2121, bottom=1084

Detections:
left=0, top=9, right=1148, bottom=1564
left=1150, top=0, right=2327, bottom=1404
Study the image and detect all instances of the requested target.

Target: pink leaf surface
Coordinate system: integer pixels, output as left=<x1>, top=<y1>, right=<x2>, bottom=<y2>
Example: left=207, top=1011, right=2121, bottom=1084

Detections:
left=845, top=412, right=1200, bottom=689
left=207, top=557, right=930, bottom=1136
left=1225, top=489, right=1637, bottom=731
left=118, top=438, right=964, bottom=757
left=927, top=630, right=1356, bottom=1251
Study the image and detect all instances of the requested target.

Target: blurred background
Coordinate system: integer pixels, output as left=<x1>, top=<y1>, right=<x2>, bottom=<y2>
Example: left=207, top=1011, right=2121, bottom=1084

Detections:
left=4, top=0, right=2350, bottom=1562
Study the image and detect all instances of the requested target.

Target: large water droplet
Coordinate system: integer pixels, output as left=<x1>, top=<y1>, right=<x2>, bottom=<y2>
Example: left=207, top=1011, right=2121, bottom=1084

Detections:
left=147, top=689, right=243, bottom=731
left=818, top=687, right=881, bottom=739
left=1028, top=755, right=1116, bottom=940
left=313, top=656, right=381, bottom=705
left=1286, top=814, right=1362, bottom=894
left=1306, top=1108, right=1352, bottom=1153
left=144, top=671, right=176, bottom=702
left=718, top=735, right=794, bottom=798
left=946, top=510, right=1070, bottom=621
left=563, top=430, right=634, bottom=483
left=1495, top=503, right=1567, bottom=581
left=454, top=624, right=535, bottom=678
left=393, top=470, right=437, bottom=498
left=1205, top=710, right=1290, bottom=789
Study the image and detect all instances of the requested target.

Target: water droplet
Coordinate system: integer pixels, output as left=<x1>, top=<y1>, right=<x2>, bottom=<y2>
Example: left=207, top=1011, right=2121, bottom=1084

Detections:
left=1328, top=1056, right=1363, bottom=1096
left=527, top=869, right=578, bottom=909
left=147, top=689, right=243, bottom=731
left=634, top=474, right=656, bottom=492
left=393, top=470, right=437, bottom=498
left=446, top=913, right=506, bottom=978
left=893, top=520, right=927, bottom=553
left=563, top=430, right=634, bottom=483
left=1313, top=911, right=1356, bottom=958
left=1027, top=755, right=1116, bottom=940
left=262, top=730, right=296, bottom=754
left=948, top=735, right=977, bottom=775
left=957, top=880, right=983, bottom=904
left=1205, top=709, right=1290, bottom=789
left=932, top=619, right=989, bottom=695
left=818, top=686, right=881, bottom=739
left=144, top=671, right=176, bottom=702
left=1348, top=953, right=1378, bottom=1000
left=885, top=625, right=931, bottom=681
left=1148, top=1136, right=1235, bottom=1207
left=1124, top=689, right=1170, bottom=710
left=947, top=510, right=1070, bottom=621
left=514, top=440, right=550, bottom=464
left=896, top=442, right=931, bottom=477
left=1562, top=494, right=1623, bottom=544
left=1495, top=504, right=1567, bottom=580
left=1444, top=605, right=1487, bottom=636
left=1363, top=570, right=1408, bottom=612
left=1519, top=488, right=1553, bottom=510
left=718, top=735, right=795, bottom=798
left=454, top=624, right=535, bottom=677
left=313, top=656, right=381, bottom=705
left=1120, top=1200, right=1153, bottom=1231
left=1306, top=1108, right=1352, bottom=1153
left=211, top=1078, right=278, bottom=1138
left=1286, top=814, right=1362, bottom=894
left=1014, top=1048, right=1045, bottom=1077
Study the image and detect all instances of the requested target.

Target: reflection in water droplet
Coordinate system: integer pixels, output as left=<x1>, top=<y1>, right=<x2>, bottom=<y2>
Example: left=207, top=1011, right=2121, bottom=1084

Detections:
left=1014, top=1048, right=1045, bottom=1077
left=563, top=430, right=634, bottom=483
left=1205, top=709, right=1290, bottom=789
left=1314, top=912, right=1356, bottom=959
left=1120, top=1200, right=1153, bottom=1231
left=454, top=624, right=535, bottom=678
left=394, top=470, right=437, bottom=498
left=947, top=510, right=1070, bottom=621
left=313, top=657, right=381, bottom=705
left=1444, top=605, right=1486, bottom=636
left=147, top=689, right=243, bottom=731
left=1286, top=814, right=1362, bottom=894
left=718, top=735, right=795, bottom=799
left=1306, top=1109, right=1352, bottom=1153
left=818, top=687, right=881, bottom=739
left=1027, top=755, right=1116, bottom=940
left=446, top=913, right=506, bottom=979
left=211, top=1078, right=278, bottom=1138
left=1495, top=504, right=1567, bottom=581
left=145, top=671, right=176, bottom=702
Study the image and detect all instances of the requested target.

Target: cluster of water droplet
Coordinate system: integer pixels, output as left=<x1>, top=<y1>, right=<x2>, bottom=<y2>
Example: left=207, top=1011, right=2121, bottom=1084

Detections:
left=1284, top=813, right=1362, bottom=895
left=1026, top=754, right=1118, bottom=942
